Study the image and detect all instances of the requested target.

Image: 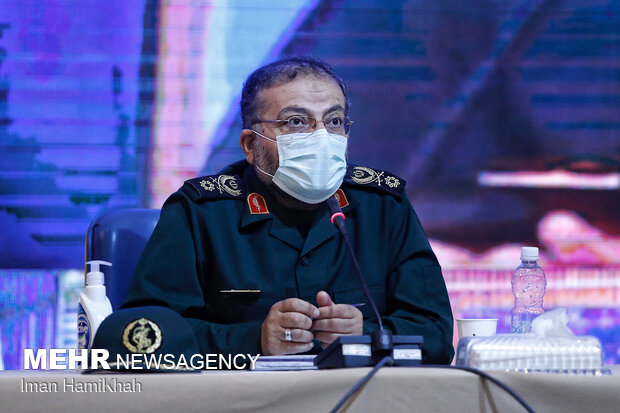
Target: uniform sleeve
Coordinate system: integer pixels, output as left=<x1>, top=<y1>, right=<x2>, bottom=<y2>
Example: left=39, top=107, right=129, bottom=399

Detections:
left=362, top=196, right=454, bottom=364
left=122, top=191, right=263, bottom=357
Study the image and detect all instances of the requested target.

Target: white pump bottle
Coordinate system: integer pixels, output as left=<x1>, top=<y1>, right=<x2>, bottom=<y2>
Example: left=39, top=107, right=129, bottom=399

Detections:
left=78, top=260, right=113, bottom=350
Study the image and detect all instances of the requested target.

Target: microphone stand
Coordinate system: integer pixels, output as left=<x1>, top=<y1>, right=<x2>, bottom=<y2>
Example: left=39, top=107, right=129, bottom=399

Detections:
left=314, top=198, right=423, bottom=369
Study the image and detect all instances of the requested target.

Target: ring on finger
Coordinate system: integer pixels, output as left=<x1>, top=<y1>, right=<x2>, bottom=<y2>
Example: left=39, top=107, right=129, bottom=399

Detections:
left=284, top=328, right=292, bottom=342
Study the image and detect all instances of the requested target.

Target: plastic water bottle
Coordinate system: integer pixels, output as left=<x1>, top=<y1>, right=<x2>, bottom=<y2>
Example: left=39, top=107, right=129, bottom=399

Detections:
left=511, top=247, right=546, bottom=334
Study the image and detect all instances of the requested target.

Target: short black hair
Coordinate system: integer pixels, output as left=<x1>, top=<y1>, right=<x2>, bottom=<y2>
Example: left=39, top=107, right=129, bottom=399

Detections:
left=240, top=56, right=350, bottom=129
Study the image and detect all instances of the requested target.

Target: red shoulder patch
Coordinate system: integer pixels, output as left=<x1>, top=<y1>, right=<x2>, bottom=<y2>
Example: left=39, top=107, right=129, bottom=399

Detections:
left=247, top=193, right=270, bottom=215
left=334, top=189, right=349, bottom=209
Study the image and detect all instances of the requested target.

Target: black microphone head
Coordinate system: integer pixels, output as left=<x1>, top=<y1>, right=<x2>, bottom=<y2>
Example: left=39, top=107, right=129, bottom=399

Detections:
left=326, top=196, right=346, bottom=228
left=326, top=196, right=342, bottom=215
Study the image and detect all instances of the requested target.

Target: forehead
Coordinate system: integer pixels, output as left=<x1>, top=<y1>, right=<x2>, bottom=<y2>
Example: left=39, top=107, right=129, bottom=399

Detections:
left=258, top=75, right=345, bottom=117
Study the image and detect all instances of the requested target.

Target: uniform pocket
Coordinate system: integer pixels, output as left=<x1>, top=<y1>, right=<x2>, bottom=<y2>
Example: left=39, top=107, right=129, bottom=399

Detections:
left=204, top=288, right=282, bottom=323
left=333, top=286, right=385, bottom=319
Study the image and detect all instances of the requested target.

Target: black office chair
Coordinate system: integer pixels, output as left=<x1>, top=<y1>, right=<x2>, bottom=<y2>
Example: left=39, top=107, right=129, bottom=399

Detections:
left=84, top=208, right=160, bottom=310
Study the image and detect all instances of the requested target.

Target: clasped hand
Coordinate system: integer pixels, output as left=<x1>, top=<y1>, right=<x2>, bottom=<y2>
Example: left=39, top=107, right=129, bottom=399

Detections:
left=260, top=291, right=363, bottom=356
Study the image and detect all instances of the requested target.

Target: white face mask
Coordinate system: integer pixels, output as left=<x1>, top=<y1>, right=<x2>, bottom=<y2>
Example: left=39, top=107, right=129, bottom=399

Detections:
left=253, top=128, right=348, bottom=204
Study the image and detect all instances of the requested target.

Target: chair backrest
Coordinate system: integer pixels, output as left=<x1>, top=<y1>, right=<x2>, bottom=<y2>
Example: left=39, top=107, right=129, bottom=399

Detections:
left=85, top=208, right=161, bottom=310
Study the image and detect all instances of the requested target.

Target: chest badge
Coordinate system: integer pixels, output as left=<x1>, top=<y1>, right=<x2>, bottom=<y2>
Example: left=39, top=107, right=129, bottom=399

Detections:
left=334, top=189, right=349, bottom=209
left=247, top=193, right=270, bottom=215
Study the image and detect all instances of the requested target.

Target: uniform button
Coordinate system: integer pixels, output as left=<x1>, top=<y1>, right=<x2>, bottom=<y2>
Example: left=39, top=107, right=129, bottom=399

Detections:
left=300, top=256, right=310, bottom=266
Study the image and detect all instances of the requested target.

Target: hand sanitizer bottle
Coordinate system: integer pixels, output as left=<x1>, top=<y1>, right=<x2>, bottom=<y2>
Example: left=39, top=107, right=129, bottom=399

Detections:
left=78, top=260, right=113, bottom=350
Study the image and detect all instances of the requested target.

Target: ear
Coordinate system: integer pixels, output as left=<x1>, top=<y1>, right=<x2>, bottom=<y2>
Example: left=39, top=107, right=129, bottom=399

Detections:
left=239, top=129, right=256, bottom=164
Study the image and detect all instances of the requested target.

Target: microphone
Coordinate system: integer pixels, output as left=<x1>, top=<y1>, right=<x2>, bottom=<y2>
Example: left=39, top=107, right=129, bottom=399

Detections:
left=316, top=196, right=423, bottom=368
left=326, top=198, right=392, bottom=353
left=327, top=198, right=346, bottom=233
left=326, top=197, right=392, bottom=342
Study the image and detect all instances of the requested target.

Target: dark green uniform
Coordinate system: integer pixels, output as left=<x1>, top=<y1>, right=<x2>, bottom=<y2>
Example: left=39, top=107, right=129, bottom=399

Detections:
left=123, top=160, right=454, bottom=364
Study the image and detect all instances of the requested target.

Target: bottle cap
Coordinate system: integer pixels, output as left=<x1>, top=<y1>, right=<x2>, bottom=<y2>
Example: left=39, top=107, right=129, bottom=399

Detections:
left=521, top=246, right=539, bottom=261
left=85, top=260, right=112, bottom=286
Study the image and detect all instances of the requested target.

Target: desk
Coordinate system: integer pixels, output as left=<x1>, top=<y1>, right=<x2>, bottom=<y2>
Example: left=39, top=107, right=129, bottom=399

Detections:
left=1, top=367, right=618, bottom=413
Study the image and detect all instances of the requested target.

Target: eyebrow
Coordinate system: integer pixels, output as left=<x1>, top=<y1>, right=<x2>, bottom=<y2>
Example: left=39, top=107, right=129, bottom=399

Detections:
left=277, top=106, right=311, bottom=118
left=277, top=104, right=345, bottom=119
left=323, top=104, right=345, bottom=117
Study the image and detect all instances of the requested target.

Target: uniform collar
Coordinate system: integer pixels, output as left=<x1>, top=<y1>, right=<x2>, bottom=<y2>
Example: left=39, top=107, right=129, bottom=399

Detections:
left=237, top=161, right=357, bottom=252
left=239, top=164, right=277, bottom=228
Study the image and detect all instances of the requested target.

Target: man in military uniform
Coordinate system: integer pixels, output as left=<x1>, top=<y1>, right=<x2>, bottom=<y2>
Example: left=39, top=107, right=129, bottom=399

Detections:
left=123, top=56, right=454, bottom=364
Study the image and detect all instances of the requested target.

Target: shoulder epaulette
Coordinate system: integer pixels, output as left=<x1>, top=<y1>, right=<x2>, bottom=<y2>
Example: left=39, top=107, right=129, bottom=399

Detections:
left=343, top=165, right=406, bottom=198
left=183, top=174, right=245, bottom=201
